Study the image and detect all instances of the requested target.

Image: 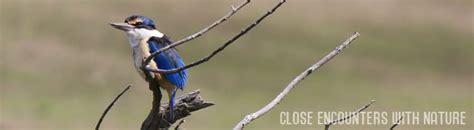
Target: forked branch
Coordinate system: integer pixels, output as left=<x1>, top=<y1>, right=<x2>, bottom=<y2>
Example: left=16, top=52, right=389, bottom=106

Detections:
left=143, top=0, right=287, bottom=74
left=233, top=32, right=360, bottom=130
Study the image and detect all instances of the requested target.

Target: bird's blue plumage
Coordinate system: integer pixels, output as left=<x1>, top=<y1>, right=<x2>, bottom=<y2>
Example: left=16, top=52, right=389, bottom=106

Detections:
left=148, top=36, right=186, bottom=121
left=147, top=36, right=187, bottom=89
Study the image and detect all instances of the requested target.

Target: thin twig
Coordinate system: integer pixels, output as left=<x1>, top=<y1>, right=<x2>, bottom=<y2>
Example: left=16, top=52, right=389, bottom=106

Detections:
left=390, top=116, right=404, bottom=130
left=95, top=84, right=132, bottom=130
left=144, top=0, right=287, bottom=74
left=233, top=32, right=360, bottom=130
left=174, top=119, right=186, bottom=130
left=324, top=100, right=375, bottom=130
left=142, top=0, right=251, bottom=70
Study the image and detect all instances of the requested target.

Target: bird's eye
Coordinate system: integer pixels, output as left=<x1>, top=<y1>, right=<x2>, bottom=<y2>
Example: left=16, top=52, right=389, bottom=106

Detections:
left=135, top=22, right=143, bottom=26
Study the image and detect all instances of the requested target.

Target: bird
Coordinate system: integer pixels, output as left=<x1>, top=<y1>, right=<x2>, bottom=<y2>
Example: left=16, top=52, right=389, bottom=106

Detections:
left=109, top=15, right=188, bottom=121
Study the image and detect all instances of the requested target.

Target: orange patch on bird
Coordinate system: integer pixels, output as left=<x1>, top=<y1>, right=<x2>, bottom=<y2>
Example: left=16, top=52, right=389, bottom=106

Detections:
left=127, top=18, right=143, bottom=25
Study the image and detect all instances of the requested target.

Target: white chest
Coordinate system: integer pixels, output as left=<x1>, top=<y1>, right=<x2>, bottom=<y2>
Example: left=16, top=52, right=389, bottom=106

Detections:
left=131, top=38, right=161, bottom=80
left=125, top=28, right=164, bottom=80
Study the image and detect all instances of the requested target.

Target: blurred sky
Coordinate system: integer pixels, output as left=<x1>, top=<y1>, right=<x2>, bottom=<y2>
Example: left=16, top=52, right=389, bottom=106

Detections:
left=0, top=0, right=472, bottom=129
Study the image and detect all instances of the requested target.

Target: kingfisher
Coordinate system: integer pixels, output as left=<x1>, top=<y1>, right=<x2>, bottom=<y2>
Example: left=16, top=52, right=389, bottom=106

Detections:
left=109, top=15, right=187, bottom=121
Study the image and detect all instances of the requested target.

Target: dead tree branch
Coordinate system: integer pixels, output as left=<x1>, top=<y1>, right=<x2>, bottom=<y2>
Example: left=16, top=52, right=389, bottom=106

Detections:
left=390, top=116, right=404, bottom=130
left=142, top=0, right=251, bottom=72
left=324, top=100, right=376, bottom=130
left=95, top=84, right=132, bottom=130
left=141, top=90, right=214, bottom=129
left=233, top=32, right=360, bottom=130
left=143, top=0, right=287, bottom=74
left=95, top=87, right=213, bottom=130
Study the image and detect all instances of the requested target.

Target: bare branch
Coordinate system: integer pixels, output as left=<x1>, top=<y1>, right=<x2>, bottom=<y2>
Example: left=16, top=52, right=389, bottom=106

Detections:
left=141, top=90, right=214, bottom=129
left=142, top=0, right=251, bottom=70
left=324, top=100, right=376, bottom=130
left=233, top=32, right=360, bottom=130
left=95, top=84, right=132, bottom=130
left=144, top=0, right=287, bottom=74
left=390, top=116, right=404, bottom=130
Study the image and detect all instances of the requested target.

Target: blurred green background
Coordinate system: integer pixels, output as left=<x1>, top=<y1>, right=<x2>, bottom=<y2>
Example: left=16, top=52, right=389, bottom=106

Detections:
left=1, top=0, right=472, bottom=129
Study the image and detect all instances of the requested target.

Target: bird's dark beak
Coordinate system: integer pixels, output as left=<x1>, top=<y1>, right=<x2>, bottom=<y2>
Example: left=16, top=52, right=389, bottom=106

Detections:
left=109, top=23, right=134, bottom=31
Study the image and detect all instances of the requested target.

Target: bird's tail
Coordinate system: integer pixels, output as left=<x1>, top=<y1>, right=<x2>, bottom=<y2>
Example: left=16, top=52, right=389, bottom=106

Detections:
left=168, top=88, right=177, bottom=122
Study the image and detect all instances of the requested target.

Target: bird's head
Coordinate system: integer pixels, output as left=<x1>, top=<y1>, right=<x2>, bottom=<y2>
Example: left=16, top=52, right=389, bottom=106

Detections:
left=110, top=15, right=164, bottom=47
left=110, top=15, right=156, bottom=31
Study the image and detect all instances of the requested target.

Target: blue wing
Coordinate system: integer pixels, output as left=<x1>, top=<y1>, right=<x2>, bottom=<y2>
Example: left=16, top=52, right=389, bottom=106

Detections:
left=147, top=36, right=187, bottom=89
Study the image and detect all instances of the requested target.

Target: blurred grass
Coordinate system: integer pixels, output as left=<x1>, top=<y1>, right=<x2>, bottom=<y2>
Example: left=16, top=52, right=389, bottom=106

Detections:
left=1, top=0, right=473, bottom=129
